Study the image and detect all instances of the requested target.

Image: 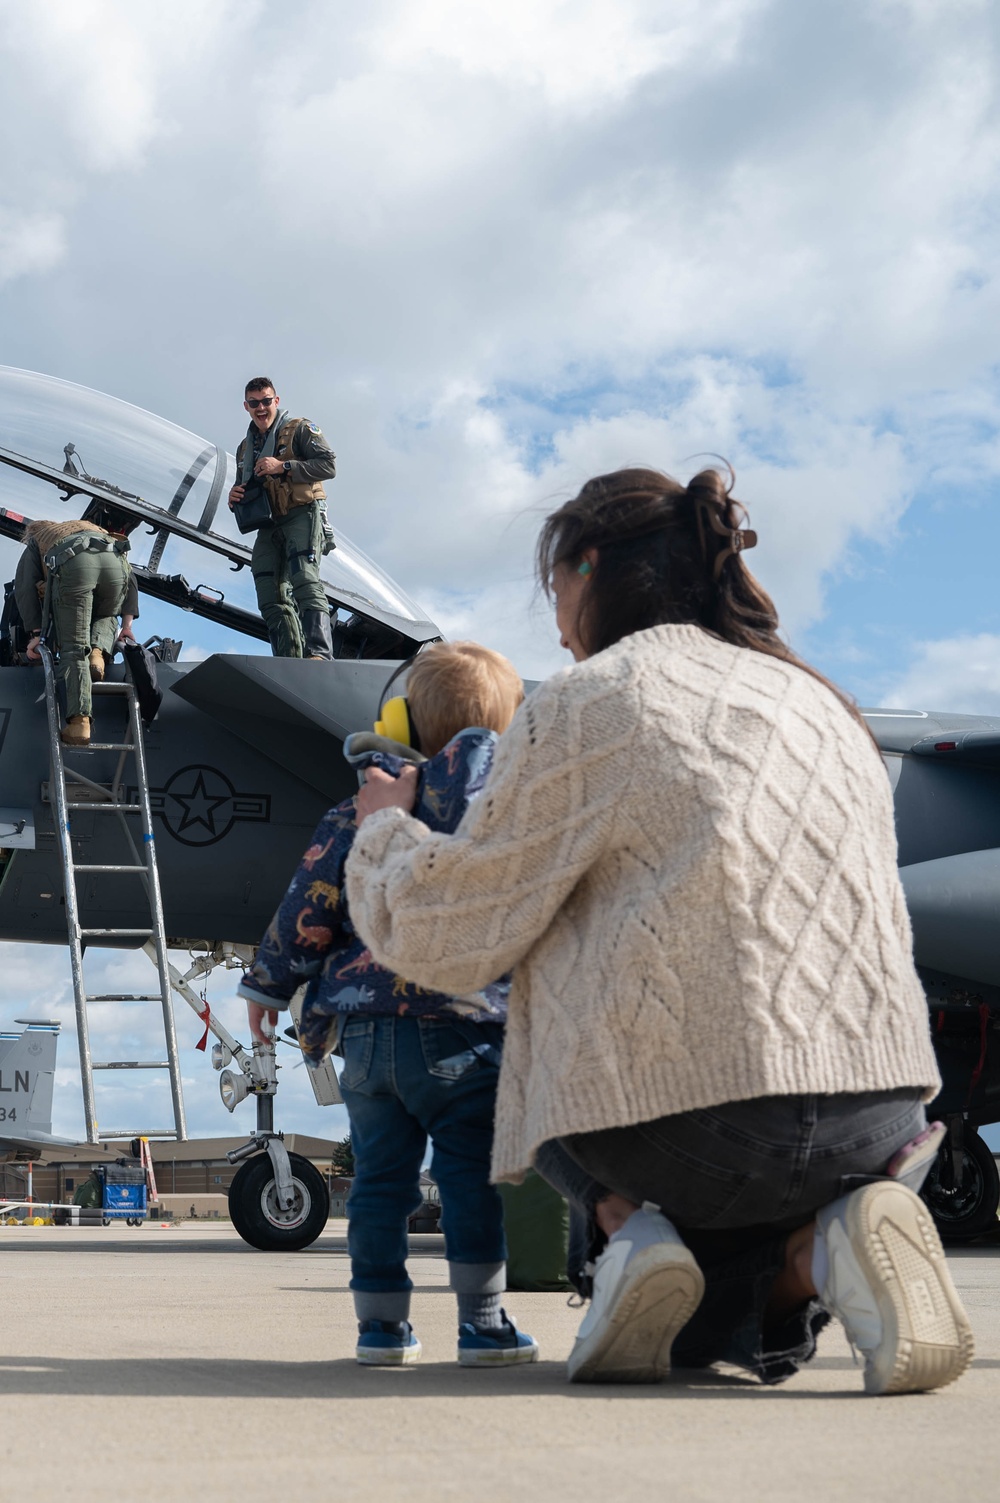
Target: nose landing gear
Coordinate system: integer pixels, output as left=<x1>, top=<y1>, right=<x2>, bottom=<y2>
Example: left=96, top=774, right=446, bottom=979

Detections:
left=227, top=1146, right=328, bottom=1251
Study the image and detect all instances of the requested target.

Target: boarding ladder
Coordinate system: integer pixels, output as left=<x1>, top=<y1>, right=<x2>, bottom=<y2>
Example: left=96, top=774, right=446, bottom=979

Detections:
left=39, top=644, right=187, bottom=1144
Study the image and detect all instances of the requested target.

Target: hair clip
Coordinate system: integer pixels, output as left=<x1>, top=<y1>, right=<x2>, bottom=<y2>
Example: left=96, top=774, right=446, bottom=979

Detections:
left=712, top=527, right=757, bottom=578
left=693, top=495, right=757, bottom=578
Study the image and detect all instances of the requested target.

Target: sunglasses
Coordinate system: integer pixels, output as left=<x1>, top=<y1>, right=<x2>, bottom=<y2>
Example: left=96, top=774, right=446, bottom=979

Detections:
left=246, top=397, right=276, bottom=408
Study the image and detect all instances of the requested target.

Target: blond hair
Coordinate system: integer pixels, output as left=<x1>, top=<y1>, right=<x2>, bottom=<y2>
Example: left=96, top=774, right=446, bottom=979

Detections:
left=406, top=641, right=524, bottom=757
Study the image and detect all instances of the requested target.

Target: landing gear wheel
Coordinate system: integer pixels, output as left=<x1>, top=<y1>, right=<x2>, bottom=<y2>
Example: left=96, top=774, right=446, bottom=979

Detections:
left=228, top=1151, right=329, bottom=1251
left=921, top=1125, right=1000, bottom=1242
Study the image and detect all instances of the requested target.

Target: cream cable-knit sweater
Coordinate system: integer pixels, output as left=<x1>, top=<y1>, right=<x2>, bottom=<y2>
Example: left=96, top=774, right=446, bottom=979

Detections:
left=346, top=624, right=939, bottom=1183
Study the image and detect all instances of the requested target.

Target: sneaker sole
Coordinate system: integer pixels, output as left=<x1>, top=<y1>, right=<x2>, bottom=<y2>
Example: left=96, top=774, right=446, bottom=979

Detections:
left=458, top=1342, right=539, bottom=1367
left=845, top=1181, right=974, bottom=1395
left=567, top=1244, right=705, bottom=1384
left=356, top=1344, right=422, bottom=1367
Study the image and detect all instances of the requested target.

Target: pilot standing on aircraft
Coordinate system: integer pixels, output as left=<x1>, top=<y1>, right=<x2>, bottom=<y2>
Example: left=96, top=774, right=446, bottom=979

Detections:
left=227, top=376, right=337, bottom=660
left=15, top=518, right=137, bottom=747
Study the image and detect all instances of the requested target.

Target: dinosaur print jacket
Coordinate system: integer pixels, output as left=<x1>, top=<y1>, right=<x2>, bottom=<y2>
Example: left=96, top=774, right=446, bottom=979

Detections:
left=238, top=728, right=509, bottom=1064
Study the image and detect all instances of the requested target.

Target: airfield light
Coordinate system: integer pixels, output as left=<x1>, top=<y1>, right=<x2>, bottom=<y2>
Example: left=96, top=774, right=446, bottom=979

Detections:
left=211, top=1042, right=233, bottom=1071
left=219, top=1069, right=250, bottom=1112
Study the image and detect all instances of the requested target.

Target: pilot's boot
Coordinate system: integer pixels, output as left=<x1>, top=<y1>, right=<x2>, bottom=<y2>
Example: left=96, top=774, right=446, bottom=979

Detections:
left=302, top=609, right=334, bottom=660
left=88, top=648, right=106, bottom=682
left=61, top=715, right=91, bottom=747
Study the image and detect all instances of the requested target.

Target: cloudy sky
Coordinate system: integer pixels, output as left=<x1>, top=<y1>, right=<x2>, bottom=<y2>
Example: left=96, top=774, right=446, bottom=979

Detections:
left=2, top=0, right=1000, bottom=1145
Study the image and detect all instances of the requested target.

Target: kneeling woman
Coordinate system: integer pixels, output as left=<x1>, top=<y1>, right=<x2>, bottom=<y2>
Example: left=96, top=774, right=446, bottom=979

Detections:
left=345, top=466, right=973, bottom=1393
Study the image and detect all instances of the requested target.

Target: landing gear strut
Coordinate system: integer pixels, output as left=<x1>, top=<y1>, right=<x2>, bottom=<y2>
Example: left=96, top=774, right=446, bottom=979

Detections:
left=162, top=944, right=334, bottom=1251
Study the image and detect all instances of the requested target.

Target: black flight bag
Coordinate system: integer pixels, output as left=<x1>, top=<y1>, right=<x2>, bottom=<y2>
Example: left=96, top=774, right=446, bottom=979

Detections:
left=232, top=474, right=273, bottom=534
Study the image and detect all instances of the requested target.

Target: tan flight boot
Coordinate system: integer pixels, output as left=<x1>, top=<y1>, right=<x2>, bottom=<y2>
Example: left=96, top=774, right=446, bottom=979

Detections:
left=61, top=715, right=91, bottom=747
left=88, top=648, right=105, bottom=682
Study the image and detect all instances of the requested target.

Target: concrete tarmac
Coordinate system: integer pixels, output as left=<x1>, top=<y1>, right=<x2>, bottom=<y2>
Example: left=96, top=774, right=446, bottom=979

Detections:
left=1, top=1220, right=997, bottom=1502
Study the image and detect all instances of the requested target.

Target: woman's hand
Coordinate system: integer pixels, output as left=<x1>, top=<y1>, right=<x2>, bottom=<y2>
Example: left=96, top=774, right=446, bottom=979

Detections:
left=355, top=765, right=419, bottom=825
left=247, top=1000, right=278, bottom=1044
left=25, top=634, right=42, bottom=663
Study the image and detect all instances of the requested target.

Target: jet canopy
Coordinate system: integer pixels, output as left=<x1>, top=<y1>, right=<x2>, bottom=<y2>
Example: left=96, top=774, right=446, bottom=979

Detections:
left=0, top=366, right=440, bottom=657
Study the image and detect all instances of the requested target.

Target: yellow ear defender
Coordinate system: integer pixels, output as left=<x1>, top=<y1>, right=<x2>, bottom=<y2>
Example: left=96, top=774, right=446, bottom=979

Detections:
left=373, top=695, right=416, bottom=747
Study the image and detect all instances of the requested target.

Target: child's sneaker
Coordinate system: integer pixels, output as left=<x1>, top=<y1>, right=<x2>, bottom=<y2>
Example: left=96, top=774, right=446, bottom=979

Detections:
left=568, top=1204, right=704, bottom=1384
left=814, top=1181, right=974, bottom=1395
left=356, top=1319, right=422, bottom=1366
left=457, top=1310, right=539, bottom=1366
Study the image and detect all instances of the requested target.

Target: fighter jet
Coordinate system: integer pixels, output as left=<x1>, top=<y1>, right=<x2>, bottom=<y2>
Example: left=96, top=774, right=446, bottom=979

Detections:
left=0, top=1018, right=75, bottom=1161
left=1, top=367, right=998, bottom=1248
left=0, top=365, right=439, bottom=1244
left=866, top=709, right=1000, bottom=1242
left=0, top=365, right=440, bottom=950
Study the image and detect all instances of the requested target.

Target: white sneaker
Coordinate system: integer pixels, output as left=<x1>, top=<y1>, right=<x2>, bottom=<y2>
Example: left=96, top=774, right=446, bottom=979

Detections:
left=815, top=1181, right=974, bottom=1395
left=567, top=1205, right=704, bottom=1384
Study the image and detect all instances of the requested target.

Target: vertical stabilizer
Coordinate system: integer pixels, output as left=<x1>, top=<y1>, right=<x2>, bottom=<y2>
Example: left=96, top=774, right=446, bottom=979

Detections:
left=0, top=1020, right=60, bottom=1136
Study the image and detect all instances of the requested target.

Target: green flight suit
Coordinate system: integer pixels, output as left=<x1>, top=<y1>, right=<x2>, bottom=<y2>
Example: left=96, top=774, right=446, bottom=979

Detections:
left=236, top=416, right=336, bottom=658
left=250, top=502, right=327, bottom=657
left=14, top=529, right=133, bottom=721
left=50, top=549, right=130, bottom=719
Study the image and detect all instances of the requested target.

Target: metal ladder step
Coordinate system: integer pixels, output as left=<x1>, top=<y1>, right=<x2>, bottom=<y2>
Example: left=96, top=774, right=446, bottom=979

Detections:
left=66, top=801, right=142, bottom=813
left=86, top=994, right=163, bottom=1002
left=76, top=864, right=147, bottom=874
left=78, top=927, right=153, bottom=937
left=91, top=682, right=132, bottom=694
left=98, top=1129, right=179, bottom=1140
left=93, top=1061, right=170, bottom=1070
left=67, top=742, right=136, bottom=752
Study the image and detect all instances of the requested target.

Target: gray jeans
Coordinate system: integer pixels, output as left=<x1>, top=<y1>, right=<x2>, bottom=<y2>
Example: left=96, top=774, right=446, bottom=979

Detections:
left=536, top=1089, right=926, bottom=1383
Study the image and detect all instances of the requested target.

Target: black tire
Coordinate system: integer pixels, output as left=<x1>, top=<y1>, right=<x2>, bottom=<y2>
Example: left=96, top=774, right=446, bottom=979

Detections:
left=227, top=1151, right=329, bottom=1252
left=921, top=1125, right=1000, bottom=1242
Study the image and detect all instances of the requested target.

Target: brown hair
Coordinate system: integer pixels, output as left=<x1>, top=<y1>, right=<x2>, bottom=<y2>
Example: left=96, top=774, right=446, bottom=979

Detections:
left=245, top=377, right=275, bottom=395
left=406, top=641, right=525, bottom=757
left=537, top=466, right=869, bottom=729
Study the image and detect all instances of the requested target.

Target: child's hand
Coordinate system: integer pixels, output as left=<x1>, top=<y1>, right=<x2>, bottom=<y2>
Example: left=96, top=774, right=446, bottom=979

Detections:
left=356, top=764, right=418, bottom=824
left=247, top=1000, right=278, bottom=1044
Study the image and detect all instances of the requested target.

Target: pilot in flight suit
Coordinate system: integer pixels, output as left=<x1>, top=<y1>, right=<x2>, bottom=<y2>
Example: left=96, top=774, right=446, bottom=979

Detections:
left=15, top=517, right=138, bottom=746
left=228, top=378, right=337, bottom=660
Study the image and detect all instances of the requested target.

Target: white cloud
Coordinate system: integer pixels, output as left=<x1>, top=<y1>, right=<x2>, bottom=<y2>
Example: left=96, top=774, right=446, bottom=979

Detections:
left=881, top=633, right=1000, bottom=715
left=0, top=0, right=245, bottom=175
left=0, top=209, right=66, bottom=286
left=358, top=358, right=914, bottom=658
left=2, top=2, right=994, bottom=660
left=371, top=0, right=764, bottom=105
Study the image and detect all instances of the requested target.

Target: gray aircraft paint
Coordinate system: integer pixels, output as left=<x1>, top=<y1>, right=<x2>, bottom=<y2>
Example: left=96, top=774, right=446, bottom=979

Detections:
left=0, top=1020, right=74, bottom=1160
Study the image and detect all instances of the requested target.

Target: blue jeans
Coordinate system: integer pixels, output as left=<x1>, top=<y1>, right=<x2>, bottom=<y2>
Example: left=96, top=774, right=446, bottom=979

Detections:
left=536, top=1088, right=926, bottom=1383
left=340, top=1015, right=507, bottom=1304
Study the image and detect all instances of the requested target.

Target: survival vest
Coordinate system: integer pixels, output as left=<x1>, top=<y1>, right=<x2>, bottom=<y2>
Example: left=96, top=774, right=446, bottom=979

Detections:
left=236, top=418, right=329, bottom=518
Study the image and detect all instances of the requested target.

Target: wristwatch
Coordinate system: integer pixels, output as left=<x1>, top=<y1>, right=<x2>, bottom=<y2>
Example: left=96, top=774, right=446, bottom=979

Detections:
left=282, top=461, right=291, bottom=474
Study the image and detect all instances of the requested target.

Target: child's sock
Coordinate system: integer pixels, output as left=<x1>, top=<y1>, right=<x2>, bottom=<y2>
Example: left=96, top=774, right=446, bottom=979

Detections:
left=450, top=1260, right=505, bottom=1330
left=353, top=1290, right=411, bottom=1324
left=457, top=1290, right=503, bottom=1329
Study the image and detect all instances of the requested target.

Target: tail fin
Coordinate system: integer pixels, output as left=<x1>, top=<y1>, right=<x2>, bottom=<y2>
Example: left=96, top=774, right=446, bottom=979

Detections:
left=0, top=1020, right=60, bottom=1136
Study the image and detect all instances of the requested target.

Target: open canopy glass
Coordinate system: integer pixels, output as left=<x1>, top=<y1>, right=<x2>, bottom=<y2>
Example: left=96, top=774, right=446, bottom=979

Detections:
left=0, top=366, right=438, bottom=650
